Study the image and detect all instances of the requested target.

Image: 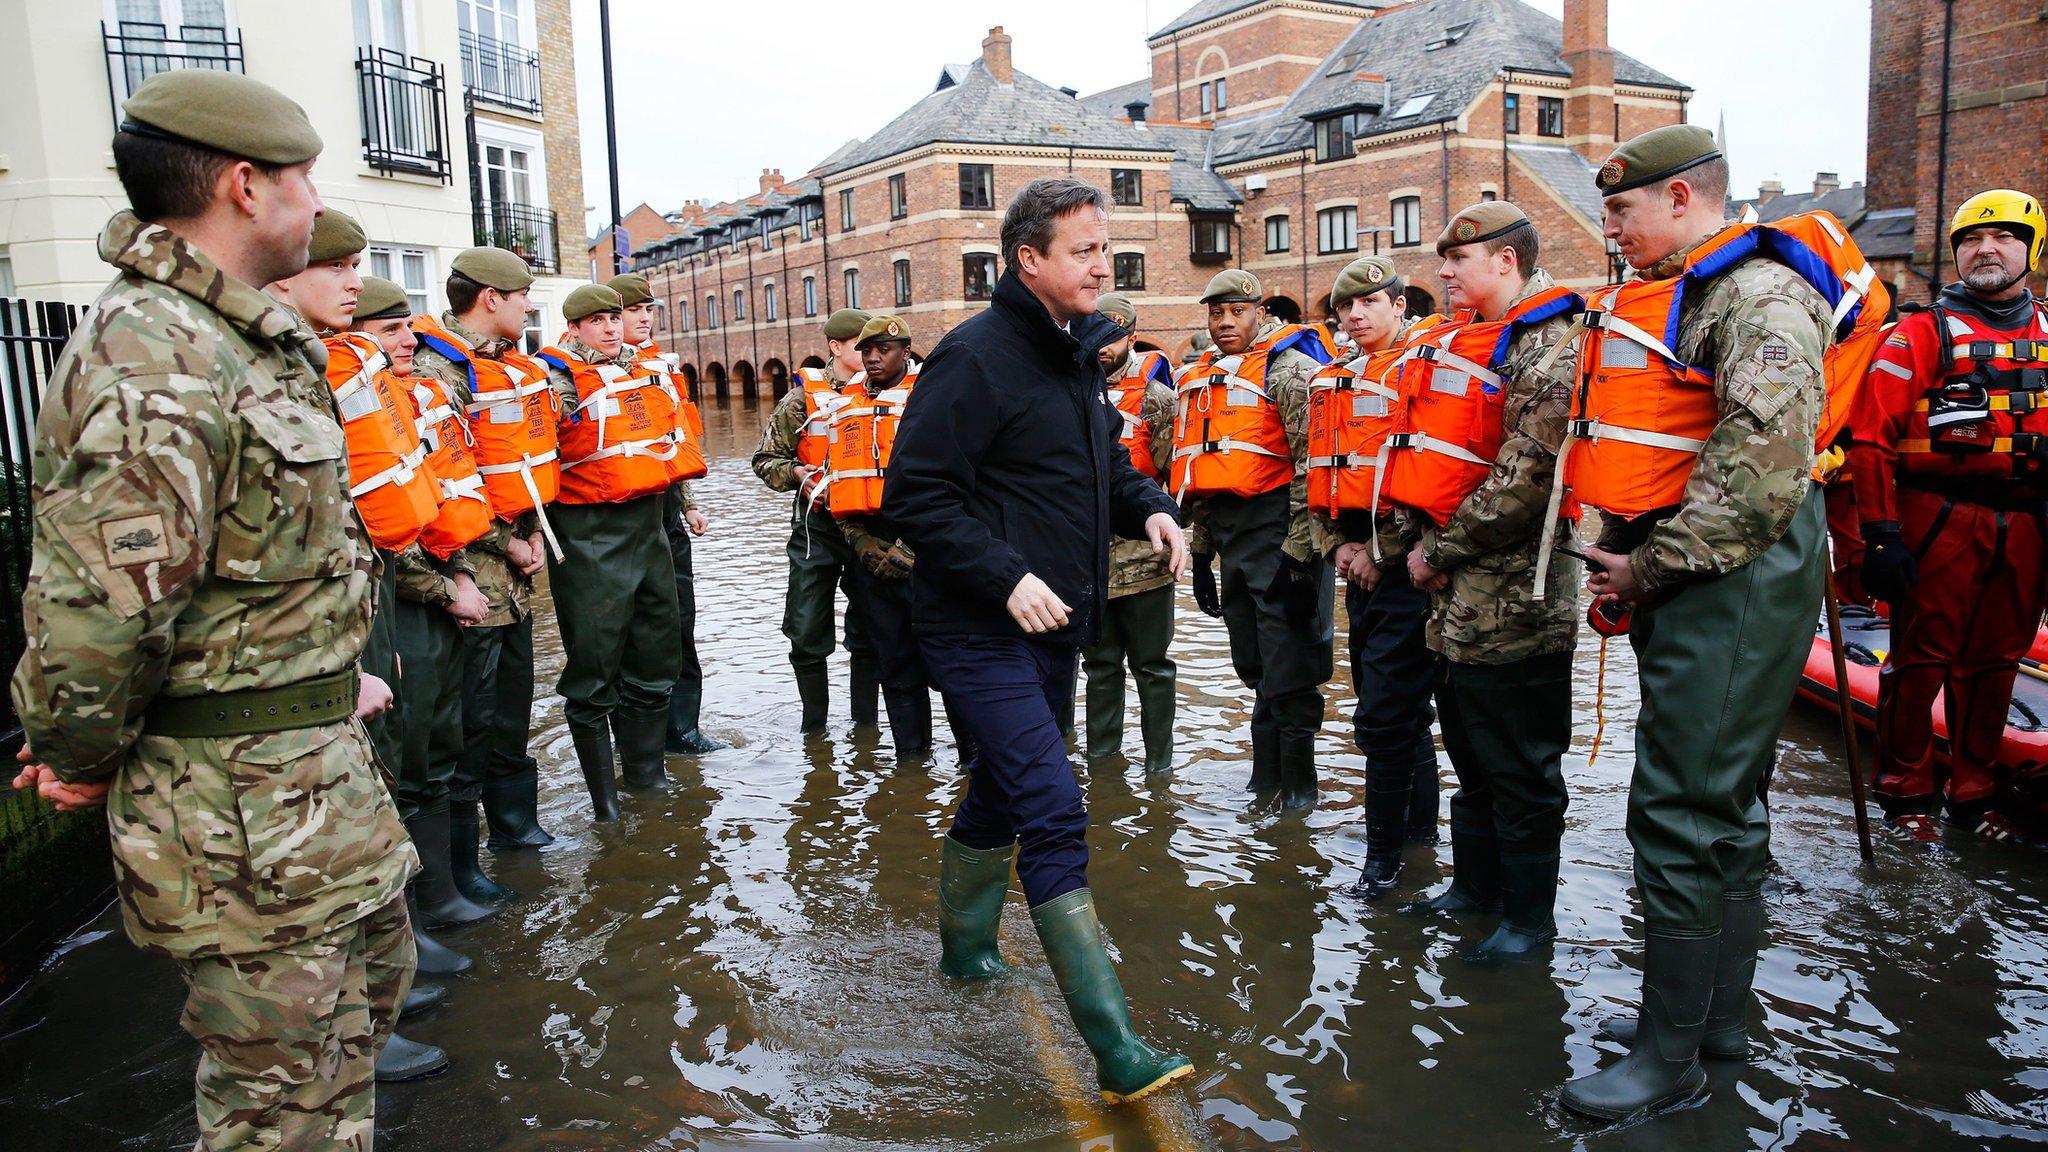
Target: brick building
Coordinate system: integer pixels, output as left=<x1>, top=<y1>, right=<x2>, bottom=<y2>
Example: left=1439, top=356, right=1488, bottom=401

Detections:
left=1862, top=0, right=2048, bottom=300
left=632, top=0, right=1691, bottom=400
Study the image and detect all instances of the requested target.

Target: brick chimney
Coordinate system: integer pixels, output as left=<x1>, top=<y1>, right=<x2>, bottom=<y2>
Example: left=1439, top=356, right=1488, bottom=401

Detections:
left=1560, top=0, right=1615, bottom=159
left=679, top=199, right=707, bottom=224
left=759, top=168, right=785, bottom=195
left=983, top=26, right=1013, bottom=85
left=1757, top=179, right=1784, bottom=204
left=1813, top=171, right=1840, bottom=197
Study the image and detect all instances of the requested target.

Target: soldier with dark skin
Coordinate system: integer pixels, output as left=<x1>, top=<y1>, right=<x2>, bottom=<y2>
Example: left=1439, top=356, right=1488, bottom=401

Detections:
left=751, top=309, right=881, bottom=732
left=8, top=70, right=419, bottom=1150
left=1563, top=124, right=1835, bottom=1121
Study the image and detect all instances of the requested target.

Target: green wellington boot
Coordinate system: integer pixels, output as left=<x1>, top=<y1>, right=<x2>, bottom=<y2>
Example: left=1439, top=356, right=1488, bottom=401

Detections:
left=1083, top=669, right=1124, bottom=762
left=482, top=772, right=555, bottom=850
left=1462, top=852, right=1558, bottom=965
left=850, top=662, right=881, bottom=728
left=1401, top=826, right=1502, bottom=915
left=613, top=707, right=671, bottom=791
left=1278, top=736, right=1318, bottom=812
left=938, top=836, right=1013, bottom=979
left=1597, top=895, right=1763, bottom=1060
left=449, top=799, right=516, bottom=905
left=373, top=1033, right=450, bottom=1083
left=666, top=683, right=731, bottom=754
left=797, top=670, right=830, bottom=733
left=399, top=981, right=446, bottom=1020
left=405, top=809, right=499, bottom=928
left=1030, top=889, right=1193, bottom=1105
left=1136, top=674, right=1175, bottom=775
left=885, top=687, right=934, bottom=760
left=569, top=720, right=620, bottom=822
left=407, top=890, right=474, bottom=977
left=1561, top=932, right=1716, bottom=1120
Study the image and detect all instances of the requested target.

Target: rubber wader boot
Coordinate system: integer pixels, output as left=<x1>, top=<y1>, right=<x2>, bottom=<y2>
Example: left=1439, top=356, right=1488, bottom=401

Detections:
left=1462, top=852, right=1559, bottom=965
left=482, top=773, right=555, bottom=851
left=850, top=662, right=880, bottom=728
left=1401, top=826, right=1502, bottom=916
left=399, top=982, right=446, bottom=1019
left=1404, top=734, right=1441, bottom=844
left=373, top=1033, right=450, bottom=1083
left=1138, top=674, right=1175, bottom=775
left=665, top=682, right=730, bottom=754
left=1350, top=756, right=1412, bottom=900
left=407, top=890, right=474, bottom=977
left=885, top=687, right=933, bottom=760
left=614, top=708, right=671, bottom=790
left=570, top=720, right=620, bottom=822
left=1248, top=726, right=1281, bottom=794
left=449, top=800, right=515, bottom=905
left=1084, top=674, right=1123, bottom=761
left=797, top=670, right=830, bottom=734
left=1279, top=736, right=1318, bottom=812
left=938, top=836, right=1013, bottom=979
left=1030, top=888, right=1194, bottom=1105
left=1560, top=932, right=1717, bottom=1120
left=406, top=810, right=499, bottom=928
left=1597, top=895, right=1763, bottom=1060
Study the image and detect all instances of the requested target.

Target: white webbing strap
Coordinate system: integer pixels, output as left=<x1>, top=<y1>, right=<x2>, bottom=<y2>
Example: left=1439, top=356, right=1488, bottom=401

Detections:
left=476, top=448, right=563, bottom=561
left=1566, top=417, right=1709, bottom=454
left=562, top=436, right=678, bottom=469
left=1587, top=308, right=1682, bottom=367
left=439, top=472, right=486, bottom=503
left=1367, top=441, right=1393, bottom=561
left=348, top=444, right=427, bottom=499
left=1411, top=342, right=1504, bottom=393
left=1168, top=438, right=1288, bottom=501
left=1833, top=262, right=1875, bottom=329
left=1531, top=433, right=1579, bottom=600
left=1386, top=430, right=1492, bottom=467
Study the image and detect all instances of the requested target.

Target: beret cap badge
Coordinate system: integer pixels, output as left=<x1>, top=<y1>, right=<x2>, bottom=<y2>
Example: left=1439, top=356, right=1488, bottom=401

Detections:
left=1453, top=220, right=1477, bottom=242
left=1599, top=158, right=1627, bottom=187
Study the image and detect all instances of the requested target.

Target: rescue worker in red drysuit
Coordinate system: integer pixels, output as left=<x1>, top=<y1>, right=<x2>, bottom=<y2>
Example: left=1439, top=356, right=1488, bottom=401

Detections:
left=1848, top=189, right=2048, bottom=847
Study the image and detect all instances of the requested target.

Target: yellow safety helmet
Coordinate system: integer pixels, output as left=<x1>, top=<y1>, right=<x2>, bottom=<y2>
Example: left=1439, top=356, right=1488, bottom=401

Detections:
left=1950, top=189, right=2045, bottom=271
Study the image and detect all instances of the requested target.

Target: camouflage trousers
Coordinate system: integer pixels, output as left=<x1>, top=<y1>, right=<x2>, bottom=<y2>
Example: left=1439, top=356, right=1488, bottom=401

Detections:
left=177, top=896, right=415, bottom=1152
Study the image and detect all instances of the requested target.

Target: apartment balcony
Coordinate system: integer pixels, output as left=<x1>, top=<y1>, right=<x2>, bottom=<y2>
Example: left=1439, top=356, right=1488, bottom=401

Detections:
left=474, top=201, right=559, bottom=275
left=102, top=21, right=245, bottom=123
left=459, top=30, right=541, bottom=115
left=356, top=47, right=452, bottom=183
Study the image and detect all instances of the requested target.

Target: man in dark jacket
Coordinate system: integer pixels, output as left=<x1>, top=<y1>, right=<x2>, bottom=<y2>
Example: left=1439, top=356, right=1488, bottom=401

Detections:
left=884, top=177, right=1192, bottom=1106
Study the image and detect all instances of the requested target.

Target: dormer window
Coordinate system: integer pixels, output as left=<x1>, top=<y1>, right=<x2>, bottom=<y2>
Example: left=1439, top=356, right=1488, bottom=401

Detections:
left=1314, top=110, right=1365, bottom=162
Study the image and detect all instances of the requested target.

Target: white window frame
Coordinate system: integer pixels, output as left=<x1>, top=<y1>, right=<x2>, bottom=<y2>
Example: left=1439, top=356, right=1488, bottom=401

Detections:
left=802, top=275, right=817, bottom=317
left=763, top=281, right=778, bottom=321
left=844, top=267, right=861, bottom=310
left=352, top=0, right=419, bottom=53
left=893, top=258, right=912, bottom=308
left=456, top=0, right=535, bottom=49
left=1317, top=205, right=1358, bottom=255
left=1391, top=196, right=1422, bottom=248
left=365, top=242, right=433, bottom=315
left=733, top=288, right=746, bottom=322
left=103, top=0, right=243, bottom=106
left=1265, top=215, right=1289, bottom=254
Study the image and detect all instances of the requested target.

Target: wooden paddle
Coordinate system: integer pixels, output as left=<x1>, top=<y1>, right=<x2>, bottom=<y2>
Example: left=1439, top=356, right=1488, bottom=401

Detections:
left=1824, top=569, right=1877, bottom=864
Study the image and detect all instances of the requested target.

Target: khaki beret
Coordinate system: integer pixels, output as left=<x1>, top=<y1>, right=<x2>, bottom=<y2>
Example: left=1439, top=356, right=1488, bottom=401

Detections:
left=607, top=273, right=653, bottom=307
left=1096, top=292, right=1139, bottom=330
left=120, top=70, right=321, bottom=166
left=1330, top=256, right=1402, bottom=309
left=1200, top=269, right=1262, bottom=304
left=354, top=277, right=412, bottom=323
left=1437, top=201, right=1531, bottom=254
left=1596, top=124, right=1722, bottom=196
left=451, top=246, right=535, bottom=292
left=854, top=314, right=912, bottom=349
left=823, top=308, right=872, bottom=341
left=562, top=283, right=624, bottom=323
left=307, top=210, right=367, bottom=263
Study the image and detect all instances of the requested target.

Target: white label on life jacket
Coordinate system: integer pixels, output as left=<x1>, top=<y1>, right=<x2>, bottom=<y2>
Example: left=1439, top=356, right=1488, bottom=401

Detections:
left=486, top=399, right=523, bottom=424
left=1600, top=334, right=1650, bottom=370
left=1226, top=387, right=1261, bottom=407
left=1430, top=367, right=1469, bottom=396
left=336, top=384, right=382, bottom=424
left=1353, top=394, right=1389, bottom=418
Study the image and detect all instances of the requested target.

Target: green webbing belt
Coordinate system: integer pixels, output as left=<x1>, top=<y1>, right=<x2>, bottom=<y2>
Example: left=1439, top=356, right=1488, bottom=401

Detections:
left=144, top=669, right=358, bottom=738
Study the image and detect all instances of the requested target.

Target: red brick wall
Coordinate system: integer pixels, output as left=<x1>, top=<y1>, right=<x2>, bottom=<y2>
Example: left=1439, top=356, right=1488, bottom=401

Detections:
left=1147, top=5, right=1360, bottom=125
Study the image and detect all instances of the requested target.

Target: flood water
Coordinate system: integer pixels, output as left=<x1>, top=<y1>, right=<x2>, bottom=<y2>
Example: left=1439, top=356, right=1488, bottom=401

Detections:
left=5, top=393, right=2048, bottom=1151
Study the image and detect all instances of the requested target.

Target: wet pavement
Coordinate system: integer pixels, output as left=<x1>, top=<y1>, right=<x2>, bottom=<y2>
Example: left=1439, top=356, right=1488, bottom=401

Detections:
left=4, top=393, right=2047, bottom=1151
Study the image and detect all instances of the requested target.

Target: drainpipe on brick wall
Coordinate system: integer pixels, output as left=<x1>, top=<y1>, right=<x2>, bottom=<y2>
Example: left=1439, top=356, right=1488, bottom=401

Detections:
left=1931, top=0, right=1955, bottom=299
left=780, top=230, right=795, bottom=388
left=746, top=242, right=760, bottom=397
left=689, top=257, right=703, bottom=377
left=1174, top=35, right=1184, bottom=121
left=715, top=258, right=730, bottom=382
left=1501, top=67, right=1514, bottom=202
left=820, top=188, right=834, bottom=313
left=1440, top=124, right=1452, bottom=225
left=1298, top=152, right=1310, bottom=314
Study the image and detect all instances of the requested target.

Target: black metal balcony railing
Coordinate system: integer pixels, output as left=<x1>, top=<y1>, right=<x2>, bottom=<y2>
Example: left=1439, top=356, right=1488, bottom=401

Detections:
left=474, top=201, right=559, bottom=274
left=356, top=47, right=452, bottom=183
left=458, top=30, right=541, bottom=115
left=102, top=21, right=245, bottom=125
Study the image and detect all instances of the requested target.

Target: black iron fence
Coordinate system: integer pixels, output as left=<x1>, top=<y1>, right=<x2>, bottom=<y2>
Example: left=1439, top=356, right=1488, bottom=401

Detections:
left=101, top=21, right=245, bottom=125
left=0, top=298, right=110, bottom=992
left=357, top=47, right=452, bottom=183
left=459, top=30, right=542, bottom=115
left=474, top=201, right=560, bottom=275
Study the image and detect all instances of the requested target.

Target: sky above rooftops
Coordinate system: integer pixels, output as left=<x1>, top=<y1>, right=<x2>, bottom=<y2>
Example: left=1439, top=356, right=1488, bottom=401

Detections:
left=572, top=0, right=1868, bottom=235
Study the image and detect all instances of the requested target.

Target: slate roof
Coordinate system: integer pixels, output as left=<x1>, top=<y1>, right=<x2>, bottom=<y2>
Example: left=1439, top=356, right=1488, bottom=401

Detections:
left=821, top=57, right=1172, bottom=175
left=1150, top=0, right=1380, bottom=40
left=1079, top=78, right=1153, bottom=121
left=1851, top=206, right=1917, bottom=261
left=1509, top=143, right=1602, bottom=224
left=1731, top=183, right=1867, bottom=227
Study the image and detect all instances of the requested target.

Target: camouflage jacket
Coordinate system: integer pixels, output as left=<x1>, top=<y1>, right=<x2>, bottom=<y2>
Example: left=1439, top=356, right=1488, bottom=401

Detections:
left=752, top=366, right=843, bottom=528
left=411, top=311, right=534, bottom=625
left=1185, top=318, right=1326, bottom=561
left=1416, top=270, right=1583, bottom=665
left=10, top=212, right=413, bottom=956
left=1107, top=352, right=1176, bottom=597
left=1598, top=242, right=1831, bottom=592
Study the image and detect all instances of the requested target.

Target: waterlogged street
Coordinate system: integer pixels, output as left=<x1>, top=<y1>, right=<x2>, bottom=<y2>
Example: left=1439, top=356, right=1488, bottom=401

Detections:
left=4, top=395, right=2047, bottom=1150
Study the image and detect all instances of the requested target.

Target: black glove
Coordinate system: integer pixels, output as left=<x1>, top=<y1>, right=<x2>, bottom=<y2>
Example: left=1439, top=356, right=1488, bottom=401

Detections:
left=1860, top=521, right=1918, bottom=605
left=1279, top=552, right=1323, bottom=632
left=1191, top=552, right=1222, bottom=618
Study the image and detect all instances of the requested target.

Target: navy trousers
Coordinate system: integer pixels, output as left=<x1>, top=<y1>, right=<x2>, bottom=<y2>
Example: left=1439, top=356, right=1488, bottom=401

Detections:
left=922, top=633, right=1089, bottom=907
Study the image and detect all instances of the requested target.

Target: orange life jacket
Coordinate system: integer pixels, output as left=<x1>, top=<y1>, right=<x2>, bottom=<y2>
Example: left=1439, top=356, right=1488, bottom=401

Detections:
left=322, top=333, right=441, bottom=552
left=1559, top=212, right=1889, bottom=519
left=1381, top=286, right=1585, bottom=526
left=1108, top=351, right=1173, bottom=480
left=794, top=366, right=846, bottom=470
left=1894, top=303, right=2048, bottom=477
left=633, top=341, right=708, bottom=450
left=1305, top=315, right=1448, bottom=516
left=537, top=346, right=681, bottom=505
left=411, top=316, right=562, bottom=523
left=822, top=370, right=918, bottom=519
left=1170, top=324, right=1333, bottom=500
left=408, top=371, right=493, bottom=560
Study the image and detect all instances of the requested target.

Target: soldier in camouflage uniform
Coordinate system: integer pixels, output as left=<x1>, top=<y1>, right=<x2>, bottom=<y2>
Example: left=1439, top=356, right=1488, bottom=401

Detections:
left=1396, top=203, right=1582, bottom=968
left=752, top=308, right=880, bottom=732
left=1082, top=292, right=1178, bottom=773
left=1182, top=269, right=1335, bottom=810
left=7, top=71, right=419, bottom=1150
left=1562, top=126, right=1832, bottom=1120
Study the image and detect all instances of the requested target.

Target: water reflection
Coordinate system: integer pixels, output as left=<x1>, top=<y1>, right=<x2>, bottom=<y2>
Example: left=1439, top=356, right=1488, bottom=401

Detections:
left=0, top=394, right=2044, bottom=1150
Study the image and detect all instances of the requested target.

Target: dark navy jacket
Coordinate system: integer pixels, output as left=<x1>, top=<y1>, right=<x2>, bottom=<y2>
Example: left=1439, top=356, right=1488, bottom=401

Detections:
left=884, top=269, right=1179, bottom=646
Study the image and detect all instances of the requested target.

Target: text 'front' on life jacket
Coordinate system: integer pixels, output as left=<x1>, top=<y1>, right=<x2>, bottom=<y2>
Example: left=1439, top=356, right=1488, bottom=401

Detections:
left=633, top=342, right=709, bottom=478
left=409, top=371, right=493, bottom=560
left=1380, top=286, right=1584, bottom=527
left=820, top=371, right=918, bottom=519
left=1108, top=350, right=1174, bottom=481
left=538, top=347, right=681, bottom=505
left=322, top=332, right=442, bottom=553
left=1888, top=304, right=2048, bottom=475
left=411, top=315, right=564, bottom=558
left=1305, top=315, right=1449, bottom=521
left=1170, top=323, right=1333, bottom=501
